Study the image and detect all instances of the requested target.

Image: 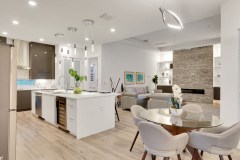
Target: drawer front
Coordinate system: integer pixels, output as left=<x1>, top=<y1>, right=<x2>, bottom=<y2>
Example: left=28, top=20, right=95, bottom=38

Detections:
left=67, top=104, right=76, bottom=119
left=67, top=98, right=76, bottom=106
left=67, top=117, right=77, bottom=136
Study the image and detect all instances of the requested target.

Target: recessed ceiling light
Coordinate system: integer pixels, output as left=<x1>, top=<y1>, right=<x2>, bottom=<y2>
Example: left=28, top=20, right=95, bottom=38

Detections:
left=28, top=1, right=37, bottom=6
left=2, top=32, right=8, bottom=35
left=110, top=28, right=116, bottom=33
left=85, top=37, right=89, bottom=41
left=67, top=44, right=71, bottom=46
left=34, top=54, right=37, bottom=57
left=39, top=38, right=44, bottom=42
left=44, top=51, right=47, bottom=54
left=12, top=20, right=19, bottom=25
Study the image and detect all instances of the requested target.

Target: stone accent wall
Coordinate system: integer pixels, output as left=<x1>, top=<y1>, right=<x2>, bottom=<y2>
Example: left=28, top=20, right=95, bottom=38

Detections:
left=173, top=46, right=213, bottom=103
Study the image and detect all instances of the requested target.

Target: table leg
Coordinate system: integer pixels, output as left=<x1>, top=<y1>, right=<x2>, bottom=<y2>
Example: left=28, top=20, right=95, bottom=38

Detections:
left=187, top=145, right=203, bottom=160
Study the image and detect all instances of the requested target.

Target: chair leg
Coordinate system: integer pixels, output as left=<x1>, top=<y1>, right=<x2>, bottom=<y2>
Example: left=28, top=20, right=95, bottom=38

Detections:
left=177, top=154, right=181, bottom=160
left=115, top=105, right=120, bottom=121
left=219, top=155, right=224, bottom=160
left=151, top=155, right=156, bottom=160
left=164, top=157, right=170, bottom=160
left=129, top=131, right=139, bottom=151
left=228, top=155, right=232, bottom=160
left=200, top=151, right=204, bottom=157
left=142, top=150, right=147, bottom=160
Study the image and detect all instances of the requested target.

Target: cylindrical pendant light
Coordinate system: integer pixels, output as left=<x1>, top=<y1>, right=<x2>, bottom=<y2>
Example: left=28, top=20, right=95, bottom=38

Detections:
left=85, top=46, right=87, bottom=59
left=91, top=40, right=94, bottom=52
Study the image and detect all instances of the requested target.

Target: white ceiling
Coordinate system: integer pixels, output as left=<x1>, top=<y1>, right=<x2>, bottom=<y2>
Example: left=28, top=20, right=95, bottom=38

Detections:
left=133, top=15, right=221, bottom=50
left=0, top=0, right=226, bottom=45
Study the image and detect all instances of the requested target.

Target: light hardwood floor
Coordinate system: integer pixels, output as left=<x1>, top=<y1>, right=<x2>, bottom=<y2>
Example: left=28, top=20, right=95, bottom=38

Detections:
left=16, top=108, right=240, bottom=160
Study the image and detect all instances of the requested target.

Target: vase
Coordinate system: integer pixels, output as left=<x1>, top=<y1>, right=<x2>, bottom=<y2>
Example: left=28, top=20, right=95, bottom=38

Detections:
left=74, top=81, right=82, bottom=94
left=170, top=107, right=183, bottom=116
left=74, top=86, right=82, bottom=94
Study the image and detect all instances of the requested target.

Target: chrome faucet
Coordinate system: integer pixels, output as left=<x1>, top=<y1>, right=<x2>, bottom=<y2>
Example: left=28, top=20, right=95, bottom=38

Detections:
left=58, top=75, right=69, bottom=93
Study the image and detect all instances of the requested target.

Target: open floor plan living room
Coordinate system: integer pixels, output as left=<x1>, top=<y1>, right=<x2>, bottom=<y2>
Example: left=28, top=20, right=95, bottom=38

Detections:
left=1, top=0, right=240, bottom=160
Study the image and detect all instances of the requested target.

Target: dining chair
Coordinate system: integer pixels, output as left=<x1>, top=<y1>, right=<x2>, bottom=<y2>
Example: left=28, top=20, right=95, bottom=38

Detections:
left=138, top=121, right=189, bottom=160
left=129, top=105, right=146, bottom=152
left=188, top=122, right=240, bottom=160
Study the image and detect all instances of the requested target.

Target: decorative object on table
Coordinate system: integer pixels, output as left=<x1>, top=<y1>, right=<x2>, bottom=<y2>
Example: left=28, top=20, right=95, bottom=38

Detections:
left=136, top=72, right=145, bottom=84
left=121, top=83, right=125, bottom=92
left=170, top=84, right=183, bottom=116
left=69, top=69, right=86, bottom=94
left=152, top=75, right=158, bottom=90
left=110, top=77, right=121, bottom=121
left=124, top=71, right=135, bottom=85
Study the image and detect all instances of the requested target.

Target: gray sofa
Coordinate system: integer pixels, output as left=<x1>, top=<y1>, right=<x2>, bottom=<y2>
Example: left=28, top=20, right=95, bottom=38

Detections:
left=121, top=86, right=151, bottom=109
left=147, top=93, right=173, bottom=109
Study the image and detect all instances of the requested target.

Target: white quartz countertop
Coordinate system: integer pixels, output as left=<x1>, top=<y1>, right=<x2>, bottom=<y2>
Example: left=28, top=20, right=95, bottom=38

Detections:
left=32, top=90, right=119, bottom=99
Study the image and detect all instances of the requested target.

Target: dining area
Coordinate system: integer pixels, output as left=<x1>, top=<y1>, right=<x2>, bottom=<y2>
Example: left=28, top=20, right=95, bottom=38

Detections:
left=128, top=104, right=240, bottom=160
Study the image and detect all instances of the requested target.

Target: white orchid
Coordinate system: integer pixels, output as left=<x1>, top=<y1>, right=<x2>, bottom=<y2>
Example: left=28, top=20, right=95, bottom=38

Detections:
left=172, top=84, right=183, bottom=105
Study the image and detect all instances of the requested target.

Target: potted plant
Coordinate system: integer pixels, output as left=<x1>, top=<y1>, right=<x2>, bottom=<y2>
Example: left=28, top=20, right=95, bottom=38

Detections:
left=170, top=85, right=183, bottom=116
left=69, top=69, right=86, bottom=94
left=152, top=75, right=158, bottom=89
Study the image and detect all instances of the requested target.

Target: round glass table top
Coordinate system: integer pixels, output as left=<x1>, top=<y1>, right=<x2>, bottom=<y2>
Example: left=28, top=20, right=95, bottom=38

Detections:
left=140, top=108, right=223, bottom=128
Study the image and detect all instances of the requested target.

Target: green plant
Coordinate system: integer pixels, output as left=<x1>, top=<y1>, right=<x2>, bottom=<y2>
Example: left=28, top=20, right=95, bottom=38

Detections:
left=69, top=69, right=85, bottom=84
left=152, top=75, right=158, bottom=88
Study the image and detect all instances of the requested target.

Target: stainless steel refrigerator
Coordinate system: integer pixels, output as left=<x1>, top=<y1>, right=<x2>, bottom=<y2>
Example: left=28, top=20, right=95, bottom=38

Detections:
left=0, top=41, right=17, bottom=160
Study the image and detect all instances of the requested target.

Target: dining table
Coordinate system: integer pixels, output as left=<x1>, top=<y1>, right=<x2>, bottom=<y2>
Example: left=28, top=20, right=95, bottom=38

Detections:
left=140, top=108, right=224, bottom=160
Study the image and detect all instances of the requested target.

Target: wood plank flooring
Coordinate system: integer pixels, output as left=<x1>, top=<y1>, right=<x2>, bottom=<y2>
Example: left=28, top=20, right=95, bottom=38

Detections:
left=16, top=108, right=240, bottom=160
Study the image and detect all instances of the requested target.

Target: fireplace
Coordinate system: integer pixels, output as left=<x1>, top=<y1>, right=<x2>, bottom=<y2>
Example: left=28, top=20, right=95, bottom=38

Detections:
left=181, top=89, right=205, bottom=94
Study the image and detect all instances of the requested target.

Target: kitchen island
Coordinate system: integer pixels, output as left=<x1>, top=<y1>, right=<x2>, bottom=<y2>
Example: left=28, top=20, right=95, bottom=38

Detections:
left=31, top=90, right=118, bottom=139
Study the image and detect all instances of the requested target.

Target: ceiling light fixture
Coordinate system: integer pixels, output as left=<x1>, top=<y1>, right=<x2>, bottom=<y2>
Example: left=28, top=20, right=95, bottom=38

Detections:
left=39, top=38, right=44, bottom=42
left=91, top=40, right=94, bottom=52
left=84, top=46, right=87, bottom=59
left=83, top=19, right=95, bottom=52
left=2, top=31, right=8, bottom=35
left=67, top=27, right=77, bottom=33
left=74, top=44, right=77, bottom=55
left=159, top=7, right=183, bottom=30
left=55, top=33, right=64, bottom=38
left=110, top=28, right=116, bottom=33
left=28, top=1, right=37, bottom=6
left=67, top=44, right=71, bottom=47
left=12, top=20, right=19, bottom=25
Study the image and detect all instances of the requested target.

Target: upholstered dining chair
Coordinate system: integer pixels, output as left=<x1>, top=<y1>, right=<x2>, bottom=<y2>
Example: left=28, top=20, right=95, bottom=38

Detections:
left=188, top=122, right=240, bottom=160
left=129, top=105, right=146, bottom=152
left=138, top=121, right=189, bottom=160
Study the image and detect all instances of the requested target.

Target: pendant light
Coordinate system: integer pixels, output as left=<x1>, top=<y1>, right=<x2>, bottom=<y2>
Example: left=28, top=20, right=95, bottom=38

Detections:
left=91, top=40, right=94, bottom=52
left=84, top=46, right=87, bottom=59
left=74, top=44, right=77, bottom=55
left=159, top=0, right=184, bottom=31
left=159, top=7, right=183, bottom=30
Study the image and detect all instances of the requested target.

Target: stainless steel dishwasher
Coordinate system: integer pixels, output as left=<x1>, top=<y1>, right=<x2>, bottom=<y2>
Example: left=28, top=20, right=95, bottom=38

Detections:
left=35, top=92, right=42, bottom=117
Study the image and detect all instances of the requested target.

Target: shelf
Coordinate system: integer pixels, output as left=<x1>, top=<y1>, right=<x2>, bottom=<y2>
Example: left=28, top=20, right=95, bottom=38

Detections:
left=159, top=77, right=172, bottom=78
left=159, top=68, right=173, bottom=70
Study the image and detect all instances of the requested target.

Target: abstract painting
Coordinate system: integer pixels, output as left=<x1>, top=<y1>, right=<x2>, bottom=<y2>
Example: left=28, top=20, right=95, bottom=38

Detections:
left=124, top=71, right=135, bottom=85
left=136, top=72, right=145, bottom=84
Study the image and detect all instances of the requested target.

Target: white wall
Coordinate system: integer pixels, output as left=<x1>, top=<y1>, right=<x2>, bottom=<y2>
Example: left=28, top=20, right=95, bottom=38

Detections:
left=221, top=0, right=240, bottom=148
left=101, top=40, right=161, bottom=92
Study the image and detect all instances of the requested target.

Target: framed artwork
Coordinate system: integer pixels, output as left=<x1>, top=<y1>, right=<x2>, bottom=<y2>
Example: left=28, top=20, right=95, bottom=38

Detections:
left=124, top=71, right=135, bottom=85
left=136, top=72, right=145, bottom=84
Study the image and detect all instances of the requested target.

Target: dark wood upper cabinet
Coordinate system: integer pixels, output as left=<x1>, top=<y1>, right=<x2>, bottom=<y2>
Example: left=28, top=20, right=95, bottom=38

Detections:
left=29, top=42, right=55, bottom=79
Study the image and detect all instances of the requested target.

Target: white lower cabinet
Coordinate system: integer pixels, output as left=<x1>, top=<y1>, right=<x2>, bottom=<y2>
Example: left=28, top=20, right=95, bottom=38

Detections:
left=42, top=94, right=57, bottom=125
left=31, top=92, right=36, bottom=114
left=67, top=98, right=77, bottom=136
